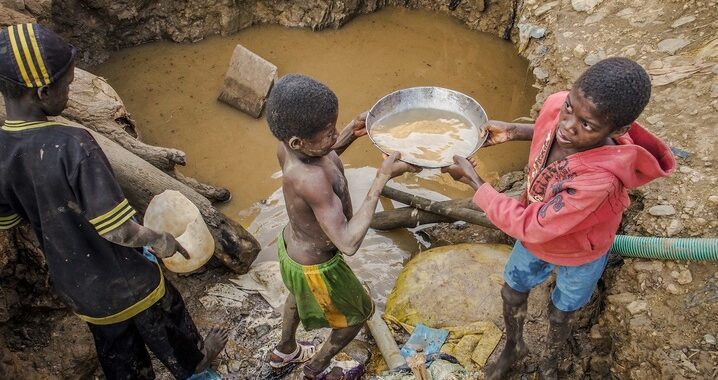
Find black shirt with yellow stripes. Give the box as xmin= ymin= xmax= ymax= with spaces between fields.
xmin=0 ymin=120 xmax=163 ymax=323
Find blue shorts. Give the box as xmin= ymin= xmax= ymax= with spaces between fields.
xmin=504 ymin=241 xmax=608 ymax=312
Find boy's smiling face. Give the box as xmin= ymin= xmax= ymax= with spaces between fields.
xmin=556 ymin=86 xmax=629 ymax=152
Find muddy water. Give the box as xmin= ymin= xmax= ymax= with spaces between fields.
xmin=370 ymin=108 xmax=480 ymax=167
xmin=94 ymin=7 xmax=536 ymax=306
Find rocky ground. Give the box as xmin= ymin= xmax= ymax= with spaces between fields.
xmin=514 ymin=0 xmax=718 ymax=378
xmin=0 ymin=0 xmax=717 ymax=379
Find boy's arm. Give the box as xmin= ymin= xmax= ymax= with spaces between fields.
xmin=473 ymin=172 xmax=619 ymax=244
xmin=71 ymin=143 xmax=188 ymax=259
xmin=297 ymin=152 xmax=417 ymax=255
xmin=483 ymin=120 xmax=534 ymax=146
xmin=102 ymin=220 xmax=189 ymax=259
xmin=332 ymin=112 xmax=367 ymax=156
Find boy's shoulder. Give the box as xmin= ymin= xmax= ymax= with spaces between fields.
xmin=282 ymin=156 xmax=340 ymax=202
xmin=38 ymin=123 xmax=102 ymax=157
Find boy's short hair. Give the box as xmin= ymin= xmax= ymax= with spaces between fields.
xmin=266 ymin=74 xmax=338 ymax=141
xmin=574 ymin=57 xmax=651 ymax=129
xmin=0 ymin=23 xmax=76 ymax=98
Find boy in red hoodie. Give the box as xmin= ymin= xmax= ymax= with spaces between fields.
xmin=443 ymin=57 xmax=675 ymax=379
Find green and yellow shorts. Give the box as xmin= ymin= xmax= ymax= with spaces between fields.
xmin=278 ymin=232 xmax=374 ymax=331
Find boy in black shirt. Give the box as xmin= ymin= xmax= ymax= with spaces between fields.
xmin=0 ymin=23 xmax=227 ymax=379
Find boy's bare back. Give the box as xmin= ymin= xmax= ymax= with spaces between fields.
xmin=278 ymin=143 xmax=353 ymax=265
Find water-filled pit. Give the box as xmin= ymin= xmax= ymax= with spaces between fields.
xmin=94 ymin=7 xmax=536 ymax=304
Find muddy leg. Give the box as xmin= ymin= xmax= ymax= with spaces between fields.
xmin=485 ymin=283 xmax=530 ymax=380
xmin=303 ymin=324 xmax=363 ymax=378
xmin=195 ymin=327 xmax=229 ymax=373
xmin=539 ymin=303 xmax=574 ymax=380
xmin=269 ymin=294 xmax=301 ymax=362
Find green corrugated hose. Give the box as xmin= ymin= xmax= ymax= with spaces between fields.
xmin=612 ymin=235 xmax=718 ymax=261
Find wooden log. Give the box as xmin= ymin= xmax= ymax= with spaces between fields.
xmin=65 ymin=69 xmax=187 ymax=172
xmin=0 ymin=69 xmax=232 ymax=203
xmin=174 ymin=171 xmax=232 ymax=203
xmin=371 ymin=198 xmax=477 ymax=230
xmin=63 ymin=119 xmax=259 ymax=273
xmin=381 ymin=186 xmax=497 ymax=230
xmin=66 ymin=69 xmax=231 ymax=202
xmin=372 ymin=207 xmax=456 ymax=230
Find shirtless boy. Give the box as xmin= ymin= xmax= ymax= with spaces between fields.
xmin=265 ymin=74 xmax=419 ymax=378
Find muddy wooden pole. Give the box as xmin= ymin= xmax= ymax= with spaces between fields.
xmin=380 ymin=186 xmax=497 ymax=230
xmin=371 ymin=198 xmax=478 ymax=230
xmin=371 ymin=207 xmax=456 ymax=230
xmin=63 ymin=69 xmax=231 ymax=202
xmin=70 ymin=121 xmax=260 ymax=273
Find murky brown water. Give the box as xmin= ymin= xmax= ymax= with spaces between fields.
xmin=370 ymin=108 xmax=479 ymax=168
xmin=94 ymin=7 xmax=536 ymax=305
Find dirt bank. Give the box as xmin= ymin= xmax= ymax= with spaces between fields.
xmin=0 ymin=0 xmax=716 ymax=379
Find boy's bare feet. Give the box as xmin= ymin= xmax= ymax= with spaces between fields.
xmin=195 ymin=327 xmax=229 ymax=373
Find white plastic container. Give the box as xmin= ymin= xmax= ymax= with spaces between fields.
xmin=144 ymin=190 xmax=215 ymax=273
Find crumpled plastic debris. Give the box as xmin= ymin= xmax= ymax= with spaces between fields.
xmin=370 ymin=359 xmax=468 ymax=380
xmin=230 ymin=261 xmax=288 ymax=308
xmin=400 ymin=324 xmax=449 ymax=359
xmin=199 ymin=283 xmax=247 ymax=308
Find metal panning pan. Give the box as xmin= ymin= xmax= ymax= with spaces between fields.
xmin=366 ymin=86 xmax=488 ymax=168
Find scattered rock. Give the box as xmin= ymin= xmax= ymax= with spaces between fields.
xmin=229 ymin=359 xmax=242 ymax=373
xmin=573 ymin=44 xmax=587 ymax=58
xmin=584 ymin=11 xmax=607 ymax=25
xmin=679 ymin=165 xmax=692 ymax=173
xmin=648 ymin=60 xmax=664 ymax=69
xmin=535 ymin=1 xmax=559 ymax=17
xmin=616 ymin=8 xmax=634 ymax=18
xmin=648 ymin=205 xmax=676 ymax=216
xmin=657 ymin=38 xmax=690 ymax=55
xmin=584 ymin=49 xmax=606 ymax=66
xmin=708 ymin=195 xmax=718 ymax=204
xmin=589 ymin=324 xmax=602 ymax=339
xmin=571 ymin=0 xmax=604 ymax=13
xmin=626 ymin=300 xmax=648 ymax=315
xmin=217 ymin=44 xmax=278 ymax=118
xmin=608 ymin=292 xmax=637 ymax=304
xmin=666 ymin=283 xmax=681 ymax=295
xmin=495 ymin=171 xmax=525 ymax=193
xmin=517 ymin=23 xmax=547 ymax=53
xmin=704 ymin=334 xmax=717 ymax=345
xmin=253 ymin=323 xmax=271 ymax=338
xmin=633 ymin=261 xmax=664 ymax=272
xmin=629 ymin=315 xmax=651 ymax=329
xmin=675 ymin=269 xmax=692 ymax=285
xmin=671 ymin=15 xmax=696 ymax=28
xmin=646 ymin=114 xmax=662 ymax=125
xmin=623 ymin=46 xmax=637 ymax=57
xmin=342 ymin=340 xmax=372 ymax=365
xmin=533 ymin=67 xmax=549 ymax=80
xmin=666 ymin=219 xmax=683 ymax=236
xmin=684 ymin=200 xmax=696 ymax=209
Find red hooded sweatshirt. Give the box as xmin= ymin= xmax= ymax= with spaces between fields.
xmin=473 ymin=91 xmax=676 ymax=266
